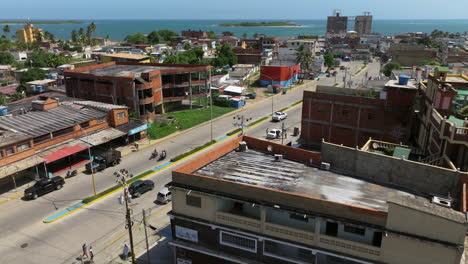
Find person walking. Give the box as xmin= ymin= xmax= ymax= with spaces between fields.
xmin=89 ymin=246 xmax=94 ymax=262
xmin=82 ymin=243 xmax=88 ymax=259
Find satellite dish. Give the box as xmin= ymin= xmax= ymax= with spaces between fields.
xmin=267 ymin=145 xmax=273 ymax=152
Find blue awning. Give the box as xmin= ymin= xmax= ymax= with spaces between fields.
xmin=129 ymin=124 xmax=150 ymax=135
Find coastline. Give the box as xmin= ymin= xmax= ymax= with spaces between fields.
xmin=0 ymin=21 xmax=82 ymax=24
xmin=220 ymin=25 xmax=304 ymax=28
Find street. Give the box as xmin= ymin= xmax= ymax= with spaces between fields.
xmin=0 ymin=60 xmax=379 ymax=264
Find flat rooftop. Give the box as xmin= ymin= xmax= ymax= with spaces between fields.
xmin=446 ymin=76 xmax=468 ymax=83
xmin=102 ymin=53 xmax=149 ymax=60
xmin=194 ymin=150 xmax=417 ymax=211
xmin=385 ymin=79 xmax=418 ymax=89
xmin=82 ymin=64 xmax=173 ymax=77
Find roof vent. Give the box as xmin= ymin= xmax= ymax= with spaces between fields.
xmin=274 ymin=154 xmax=283 ymax=162
xmin=321 ymin=162 xmax=330 ymax=171
xmin=432 ymin=196 xmax=452 ymax=208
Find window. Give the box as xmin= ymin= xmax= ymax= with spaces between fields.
xmin=367 ymin=112 xmax=375 ymax=120
xmin=372 ymin=231 xmax=383 ymax=247
xmin=117 ymin=112 xmax=126 ymax=120
xmin=0 ymin=151 xmax=3 ymax=158
xmin=220 ymin=231 xmax=257 ymax=253
xmin=342 ymin=109 xmax=350 ymax=117
xmin=343 ymin=225 xmax=366 ymax=236
xmin=186 ymin=195 xmax=201 ymax=208
xmin=6 ymin=148 xmax=14 ymax=156
xmin=98 ymin=117 xmax=106 ymax=123
xmin=17 ymin=142 xmax=31 ymax=152
xmin=325 ymin=221 xmax=338 ymax=237
xmin=289 ymin=213 xmax=309 ymax=222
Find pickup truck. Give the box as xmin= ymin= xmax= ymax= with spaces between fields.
xmin=25 ymin=176 xmax=65 ymax=200
xmin=86 ymin=150 xmax=122 ymax=173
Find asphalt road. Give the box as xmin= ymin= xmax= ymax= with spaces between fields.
xmin=0 ymin=60 xmax=378 ymax=263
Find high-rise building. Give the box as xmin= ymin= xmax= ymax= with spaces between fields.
xmin=16 ymin=23 xmax=43 ymax=43
xmin=326 ymin=10 xmax=348 ymax=35
xmin=354 ymin=12 xmax=373 ymax=35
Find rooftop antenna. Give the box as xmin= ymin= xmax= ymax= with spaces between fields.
xmin=333 ymin=9 xmax=342 ymax=17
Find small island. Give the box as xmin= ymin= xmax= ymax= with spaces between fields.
xmin=0 ymin=20 xmax=82 ymax=24
xmin=218 ymin=21 xmax=302 ymax=27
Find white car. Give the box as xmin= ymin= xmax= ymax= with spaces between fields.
xmin=272 ymin=111 xmax=287 ymax=122
xmin=266 ymin=128 xmax=282 ymax=139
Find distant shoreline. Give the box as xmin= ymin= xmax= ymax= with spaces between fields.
xmin=218 ymin=22 xmax=302 ymax=27
xmin=0 ymin=21 xmax=82 ymax=24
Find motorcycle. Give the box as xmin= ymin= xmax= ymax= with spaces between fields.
xmin=66 ymin=170 xmax=78 ymax=178
xmin=158 ymin=150 xmax=167 ymax=161
xmin=150 ymin=149 xmax=158 ymax=160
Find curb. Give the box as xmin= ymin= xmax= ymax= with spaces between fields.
xmin=42 ymin=93 xmax=307 ymax=223
xmin=0 ymin=191 xmax=24 ymax=205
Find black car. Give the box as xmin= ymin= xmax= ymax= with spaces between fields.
xmin=128 ymin=180 xmax=154 ymax=197
xmin=244 ymin=93 xmax=257 ymax=99
xmin=24 ymin=176 xmax=65 ymax=200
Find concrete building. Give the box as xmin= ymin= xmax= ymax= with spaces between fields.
xmin=182 ymin=29 xmax=207 ymax=40
xmin=99 ymin=53 xmax=151 ymax=63
xmin=232 ymin=48 xmax=263 ymax=65
xmin=415 ymin=67 xmax=468 ymax=171
xmin=168 ymin=135 xmax=468 ymax=264
xmin=327 ymin=10 xmax=348 ymax=36
xmin=300 ymin=79 xmax=418 ymax=148
xmin=64 ymin=62 xmax=211 ymax=118
xmin=0 ymin=97 xmax=146 ymax=190
xmin=16 ymin=23 xmax=43 ymax=43
xmin=25 ymin=79 xmax=57 ymax=93
xmin=354 ymin=13 xmax=373 ymax=35
xmin=286 ymin=39 xmax=319 ymax=54
xmin=260 ymin=61 xmax=299 ymax=88
xmin=389 ymin=44 xmax=438 ymax=66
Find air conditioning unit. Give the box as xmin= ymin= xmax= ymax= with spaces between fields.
xmin=432 ymin=196 xmax=452 ymax=208
xmin=274 ymin=154 xmax=283 ymax=162
xmin=321 ymin=162 xmax=331 ymax=171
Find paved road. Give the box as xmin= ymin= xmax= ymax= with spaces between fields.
xmin=0 ymin=60 xmax=380 ymax=263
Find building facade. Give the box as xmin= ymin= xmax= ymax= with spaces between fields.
xmin=327 ymin=12 xmax=348 ymax=36
xmin=354 ymin=14 xmax=373 ymax=35
xmin=260 ymin=62 xmax=300 ymax=88
xmin=16 ymin=23 xmax=43 ymax=43
xmin=64 ymin=62 xmax=211 ymax=118
xmin=168 ymin=136 xmax=468 ymax=264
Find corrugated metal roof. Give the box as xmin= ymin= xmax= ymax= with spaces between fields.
xmin=0 ymin=105 xmax=107 ymax=137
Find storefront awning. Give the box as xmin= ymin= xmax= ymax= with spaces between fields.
xmin=79 ymin=128 xmax=126 ymax=146
xmin=42 ymin=145 xmax=89 ymax=164
xmin=0 ymin=155 xmax=45 ymax=179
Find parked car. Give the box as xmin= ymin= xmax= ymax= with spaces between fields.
xmin=128 ymin=180 xmax=154 ymax=198
xmin=244 ymin=93 xmax=257 ymax=99
xmin=85 ymin=150 xmax=121 ymax=173
xmin=24 ymin=176 xmax=65 ymax=200
xmin=266 ymin=128 xmax=282 ymax=139
xmin=272 ymin=111 xmax=287 ymax=122
xmin=340 ymin=66 xmax=346 ymax=70
xmin=157 ymin=187 xmax=172 ymax=204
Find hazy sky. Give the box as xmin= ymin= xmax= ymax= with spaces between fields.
xmin=2 ymin=0 xmax=467 ymax=20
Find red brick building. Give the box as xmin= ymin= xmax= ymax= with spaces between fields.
xmin=182 ymin=29 xmax=207 ymax=39
xmin=232 ymin=48 xmax=263 ymax=65
xmin=64 ymin=62 xmax=211 ymax=119
xmin=301 ymin=82 xmax=418 ymax=147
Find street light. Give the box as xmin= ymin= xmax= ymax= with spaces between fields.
xmin=115 ymin=169 xmax=136 ymax=264
xmin=233 ymin=115 xmax=252 ymax=135
xmin=261 ymin=73 xmax=276 ymax=117
xmin=78 ymin=124 xmax=96 ymax=197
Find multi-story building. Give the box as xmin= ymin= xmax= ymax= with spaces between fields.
xmin=232 ymin=48 xmax=263 ymax=65
xmin=168 ymin=135 xmax=468 ymax=264
xmin=0 ymin=97 xmax=147 ymax=190
xmin=16 ymin=23 xmax=43 ymax=43
xmin=389 ymin=44 xmax=438 ymax=66
xmin=286 ymin=39 xmax=319 ymax=54
xmin=416 ymin=67 xmax=468 ymax=171
xmin=64 ymin=62 xmax=211 ymax=118
xmin=301 ymin=79 xmax=418 ymax=148
xmin=354 ymin=13 xmax=373 ymax=35
xmin=327 ymin=10 xmax=348 ymax=36
xmin=182 ymin=29 xmax=207 ymax=40
xmin=260 ymin=61 xmax=300 ymax=88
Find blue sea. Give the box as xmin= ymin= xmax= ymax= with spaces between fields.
xmin=3 ymin=19 xmax=468 ymax=41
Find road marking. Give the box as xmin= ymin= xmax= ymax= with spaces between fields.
xmin=0 ymin=191 xmax=24 ymax=204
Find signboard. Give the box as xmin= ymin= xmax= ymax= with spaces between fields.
xmin=128 ymin=124 xmax=150 ymax=136
xmin=175 ymin=226 xmax=198 ymax=242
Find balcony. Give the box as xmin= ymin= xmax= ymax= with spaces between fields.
xmin=139 ymin=96 xmax=154 ymax=105
xmin=431 ymin=109 xmax=443 ymax=130
xmin=264 ymin=222 xmax=315 ymax=245
xmin=215 ymin=211 xmax=261 ymax=233
xmin=319 ymin=235 xmax=381 ymax=261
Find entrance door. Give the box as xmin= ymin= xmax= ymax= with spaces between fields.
xmin=325 ymin=221 xmax=338 ymax=237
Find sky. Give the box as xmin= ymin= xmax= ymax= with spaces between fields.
xmin=2 ymin=0 xmax=467 ymax=20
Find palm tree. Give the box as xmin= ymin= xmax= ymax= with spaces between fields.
xmin=78 ymin=27 xmax=85 ymax=43
xmin=2 ymin=25 xmax=10 ymax=40
xmin=71 ymin=30 xmax=78 ymax=43
xmin=34 ymin=31 xmax=44 ymax=43
xmin=295 ymin=44 xmax=314 ymax=70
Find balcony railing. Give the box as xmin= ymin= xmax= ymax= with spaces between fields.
xmin=264 ymin=222 xmax=314 ymax=244
xmin=431 ymin=109 xmax=443 ymax=126
xmin=215 ymin=211 xmax=261 ymax=233
xmin=319 ymin=235 xmax=381 ymax=260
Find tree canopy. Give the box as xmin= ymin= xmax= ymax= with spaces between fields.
xmin=324 ymin=54 xmax=334 ymax=68
xmin=295 ymin=45 xmax=314 ymax=70
xmin=20 ymin=68 xmax=47 ymax=83
xmin=25 ymin=51 xmax=70 ymax=68
xmin=0 ymin=51 xmax=15 ymax=65
xmin=163 ymin=47 xmax=206 ymax=65
xmin=124 ymin=32 xmax=148 ymax=45
xmin=383 ymin=62 xmax=402 ymax=77
xmin=212 ymin=43 xmax=237 ymax=67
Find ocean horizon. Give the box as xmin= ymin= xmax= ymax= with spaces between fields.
xmin=2 ymin=19 xmax=468 ymax=41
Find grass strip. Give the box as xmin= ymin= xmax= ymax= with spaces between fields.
xmin=249 ymin=116 xmax=269 ymax=127
xmin=226 ymin=128 xmax=242 ymax=136
xmin=170 ymin=140 xmax=216 ymax=162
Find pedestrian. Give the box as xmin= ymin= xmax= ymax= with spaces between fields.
xmin=82 ymin=243 xmax=88 ymax=259
xmin=122 ymin=243 xmax=129 ymax=260
xmin=89 ymin=246 xmax=94 ymax=262
xmin=134 ymin=142 xmax=139 ymax=151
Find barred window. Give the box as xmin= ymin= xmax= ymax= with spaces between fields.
xmin=220 ymin=231 xmax=257 ymax=253
xmin=117 ymin=112 xmax=126 ymax=119
xmin=17 ymin=142 xmax=31 ymax=152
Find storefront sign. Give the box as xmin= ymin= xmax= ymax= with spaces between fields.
xmin=128 ymin=124 xmax=150 ymax=136
xmin=175 ymin=226 xmax=198 ymax=242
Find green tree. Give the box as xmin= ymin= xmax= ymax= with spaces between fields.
xmin=213 ymin=43 xmax=237 ymax=67
xmin=9 ymin=92 xmax=25 ymax=102
xmin=71 ymin=30 xmax=78 ymax=43
xmin=383 ymin=62 xmax=402 ymax=77
xmin=295 ymin=44 xmax=314 ymax=70
xmin=421 ymin=60 xmax=441 ymax=66
xmin=78 ymin=27 xmax=85 ymax=43
xmin=206 ymin=31 xmax=216 ymax=39
xmin=324 ymin=54 xmax=334 ymax=68
xmin=44 ymin=31 xmax=56 ymax=42
xmin=222 ymin=31 xmax=234 ymax=36
xmin=34 ymin=31 xmax=44 ymax=43
xmin=147 ymin=31 xmax=160 ymax=44
xmin=157 ymin=30 xmax=178 ymax=41
xmin=25 ymin=51 xmax=70 ymax=68
xmin=0 ymin=51 xmax=15 ymax=65
xmin=253 ymin=33 xmax=259 ymax=38
xmin=2 ymin=25 xmax=10 ymax=40
xmin=183 ymin=42 xmax=192 ymax=50
xmin=20 ymin=68 xmax=46 ymax=83
xmin=0 ymin=93 xmax=7 ymax=105
xmin=124 ymin=32 xmax=148 ymax=44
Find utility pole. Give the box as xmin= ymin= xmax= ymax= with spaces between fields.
xmin=142 ymin=209 xmax=151 ymax=264
xmin=281 ymin=122 xmax=287 ymax=145
xmin=115 ymin=170 xmax=136 ymax=264
xmin=210 ymin=90 xmax=213 ymax=142
xmin=233 ymin=115 xmax=252 ymax=135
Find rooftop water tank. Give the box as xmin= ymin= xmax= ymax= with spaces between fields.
xmin=0 ymin=106 xmax=8 ymax=116
xmin=398 ymin=75 xmax=410 ymax=85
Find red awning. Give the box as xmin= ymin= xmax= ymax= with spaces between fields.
xmin=43 ymin=146 xmax=88 ymax=164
